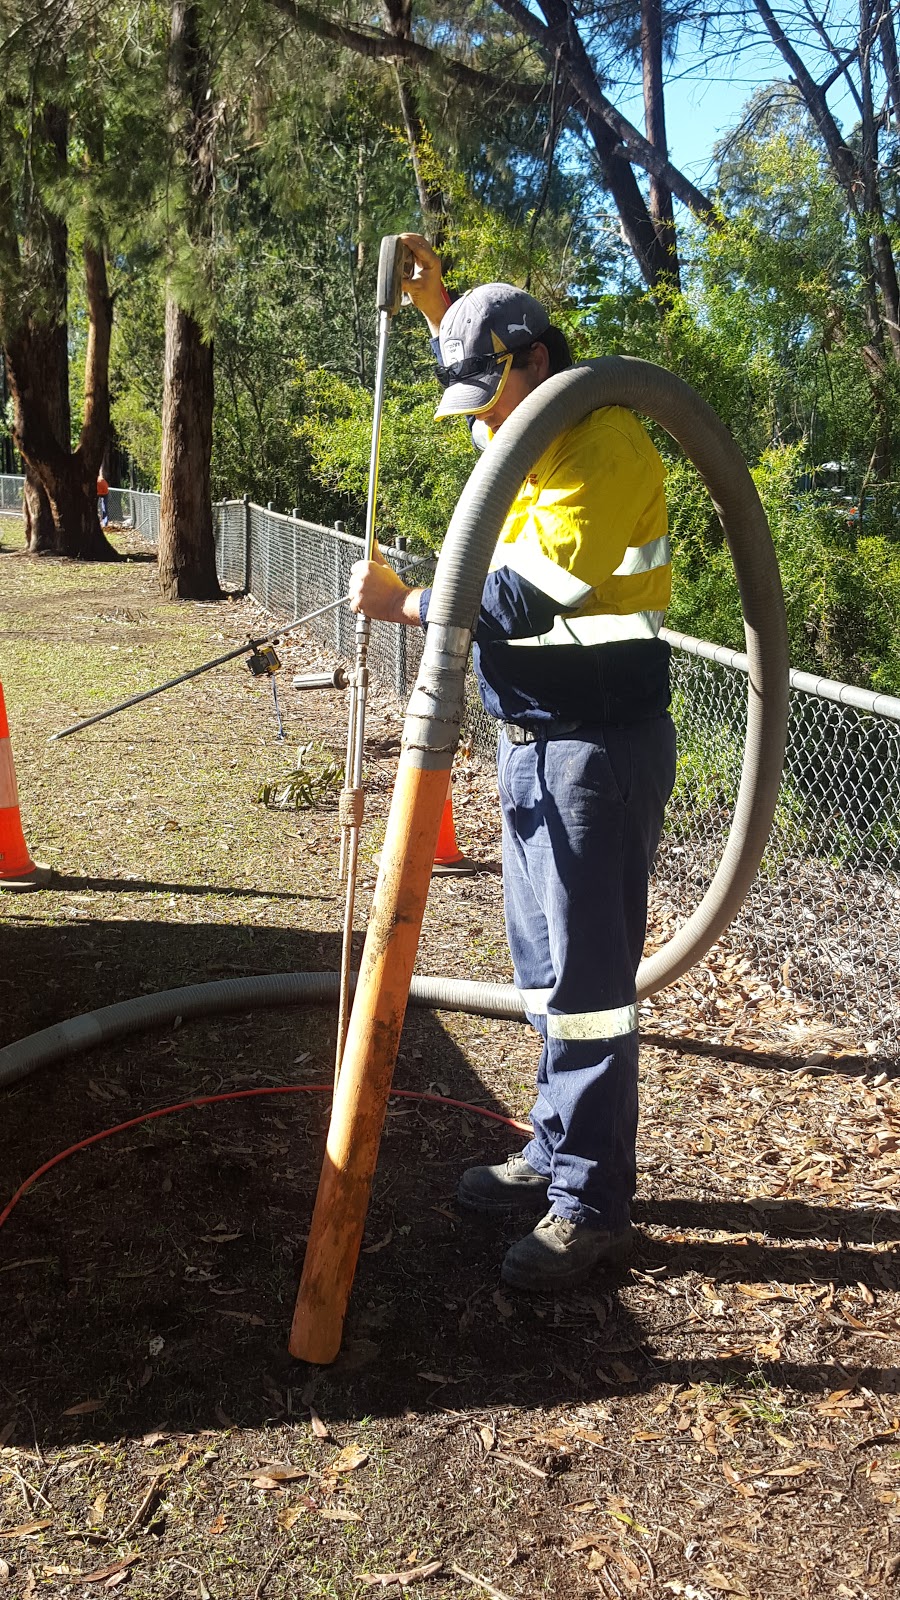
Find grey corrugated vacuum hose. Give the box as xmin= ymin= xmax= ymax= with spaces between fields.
xmin=0 ymin=974 xmax=526 ymax=1089
xmin=418 ymin=355 xmax=788 ymax=994
xmin=1 ymin=358 xmax=787 ymax=1091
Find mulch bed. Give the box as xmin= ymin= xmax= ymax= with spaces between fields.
xmin=0 ymin=525 xmax=898 ymax=1599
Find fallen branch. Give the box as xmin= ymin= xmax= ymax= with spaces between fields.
xmin=491 ymin=1450 xmax=548 ymax=1479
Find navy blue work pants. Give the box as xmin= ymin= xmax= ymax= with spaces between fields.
xmin=497 ymin=716 xmax=676 ymax=1230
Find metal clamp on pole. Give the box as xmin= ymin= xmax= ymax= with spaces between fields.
xmin=335 ymin=236 xmax=412 ymax=1082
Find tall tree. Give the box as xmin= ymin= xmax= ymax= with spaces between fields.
xmin=0 ymin=59 xmax=116 ymax=559
xmin=268 ymin=0 xmax=713 ymax=292
xmin=157 ymin=0 xmax=221 ymax=601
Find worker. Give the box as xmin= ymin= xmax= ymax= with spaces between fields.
xmin=349 ymin=235 xmax=676 ymax=1291
xmin=96 ymin=472 xmax=109 ymax=528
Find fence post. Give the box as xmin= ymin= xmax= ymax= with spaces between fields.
xmin=334 ymin=522 xmax=345 ymax=654
xmin=243 ymin=495 xmax=251 ymax=595
xmin=394 ymin=535 xmax=408 ymax=698
xmin=265 ymin=503 xmax=275 ymax=611
xmin=291 ymin=509 xmax=301 ymax=620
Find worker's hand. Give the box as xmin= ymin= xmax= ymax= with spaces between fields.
xmin=399 ymin=232 xmax=450 ymax=335
xmin=349 ymin=559 xmax=423 ymax=625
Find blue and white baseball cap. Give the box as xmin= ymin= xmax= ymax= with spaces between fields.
xmin=434 ymin=283 xmax=550 ymax=418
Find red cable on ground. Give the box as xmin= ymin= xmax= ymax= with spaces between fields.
xmin=0 ymin=1086 xmax=530 ymax=1234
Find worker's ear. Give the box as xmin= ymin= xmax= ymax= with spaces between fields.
xmin=530 ymin=341 xmax=551 ymax=381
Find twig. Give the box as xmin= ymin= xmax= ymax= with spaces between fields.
xmin=490 ymin=1450 xmax=548 ymax=1480
xmin=601 ymin=1565 xmax=624 ymax=1600
xmin=628 ymin=1536 xmax=656 ymax=1584
xmin=253 ymin=1550 xmax=280 ymax=1600
xmin=0 ymin=1464 xmax=52 ymax=1511
xmin=119 ymin=1472 xmax=165 ymax=1541
xmin=451 ymin=1565 xmax=517 ymax=1600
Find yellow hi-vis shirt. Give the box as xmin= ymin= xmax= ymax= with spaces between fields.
xmin=488 ymin=404 xmax=671 ymax=647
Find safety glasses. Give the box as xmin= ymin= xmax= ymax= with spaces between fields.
xmin=433 ymin=351 xmax=512 ymax=388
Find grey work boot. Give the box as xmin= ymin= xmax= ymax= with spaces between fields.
xmin=501 ymin=1210 xmax=634 ymax=1290
xmin=457 ymin=1152 xmax=550 ymax=1214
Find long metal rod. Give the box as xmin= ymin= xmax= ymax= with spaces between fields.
xmin=335 ymin=306 xmax=395 ymax=1082
xmin=363 ymin=310 xmax=391 ymax=563
xmin=50 ymin=563 xmax=417 ymax=743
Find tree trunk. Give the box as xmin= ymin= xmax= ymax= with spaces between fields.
xmin=583 ymin=106 xmax=676 ymax=290
xmin=858 ymin=0 xmax=900 ymax=362
xmin=23 ymin=474 xmax=55 ymax=548
xmin=158 ymin=0 xmax=222 ymax=601
xmin=158 ymin=297 xmax=220 ymax=600
xmin=878 ymin=8 xmax=900 ymax=126
xmin=6 ymin=322 xmax=117 ymax=560
xmin=640 ymin=0 xmax=680 ymax=290
xmin=0 ymin=100 xmax=118 ymax=559
xmin=20 ymin=321 xmax=69 ymax=556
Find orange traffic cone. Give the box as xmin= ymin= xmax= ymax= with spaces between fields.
xmin=432 ymin=776 xmax=477 ymax=876
xmin=0 ymin=684 xmax=50 ymax=891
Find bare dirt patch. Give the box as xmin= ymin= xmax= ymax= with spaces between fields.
xmin=0 ymin=525 xmax=898 ymax=1599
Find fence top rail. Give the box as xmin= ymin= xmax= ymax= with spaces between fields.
xmin=661 ymin=626 xmax=900 ymax=724
xmin=4 ymin=473 xmax=898 ymax=724
xmin=241 ymin=501 xmax=362 ymax=542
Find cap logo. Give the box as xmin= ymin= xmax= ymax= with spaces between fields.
xmin=507 ymin=316 xmax=532 ymax=337
xmin=444 ymin=337 xmax=465 ymax=363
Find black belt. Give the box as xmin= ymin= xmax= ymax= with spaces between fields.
xmin=502 ymin=720 xmax=582 ymax=744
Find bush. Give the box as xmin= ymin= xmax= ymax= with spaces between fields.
xmin=298 ymin=371 xmax=475 ymax=550
xmin=665 ymin=441 xmax=900 ymax=693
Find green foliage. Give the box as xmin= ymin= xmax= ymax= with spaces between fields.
xmin=256 ymin=741 xmax=344 ymax=809
xmin=666 ymin=441 xmax=900 ymax=693
xmin=107 ymin=259 xmax=166 ymax=487
xmin=298 ymin=368 xmax=474 ymax=549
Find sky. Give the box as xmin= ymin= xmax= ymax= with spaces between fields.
xmin=612 ymin=19 xmax=864 ymax=187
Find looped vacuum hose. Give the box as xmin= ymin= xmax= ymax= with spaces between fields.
xmin=424 ymin=356 xmax=789 ymax=994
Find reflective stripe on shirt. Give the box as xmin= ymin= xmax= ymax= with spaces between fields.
xmin=612 ymin=533 xmax=671 ymax=578
xmin=489 ymin=538 xmax=593 ymax=609
xmin=507 ymin=609 xmax=665 ymax=646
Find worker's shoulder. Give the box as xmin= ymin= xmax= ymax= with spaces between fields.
xmin=571 ymin=403 xmax=660 ymax=461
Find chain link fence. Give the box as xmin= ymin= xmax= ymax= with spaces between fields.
xmin=2 ymin=474 xmax=898 ymax=1056
xmin=658 ymin=633 xmax=900 ymax=1057
xmin=0 ymin=473 xmax=23 ymax=514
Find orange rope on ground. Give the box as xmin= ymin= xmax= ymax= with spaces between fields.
xmin=0 ymin=1086 xmax=530 ymax=1233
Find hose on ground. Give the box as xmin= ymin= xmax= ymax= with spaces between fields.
xmin=0 ymin=972 xmax=527 ymax=1090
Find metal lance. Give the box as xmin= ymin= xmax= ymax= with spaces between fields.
xmin=335 ymin=236 xmax=411 ymax=1082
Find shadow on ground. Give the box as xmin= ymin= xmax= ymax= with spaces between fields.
xmin=1 ymin=914 xmax=897 ymax=1457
